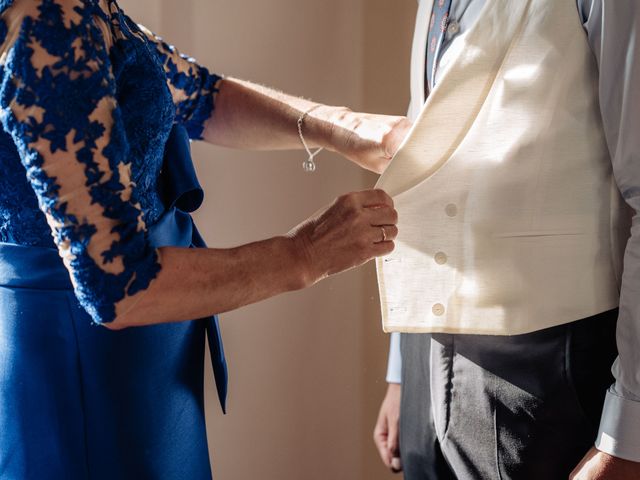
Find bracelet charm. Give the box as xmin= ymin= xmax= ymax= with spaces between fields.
xmin=297 ymin=106 xmax=324 ymax=173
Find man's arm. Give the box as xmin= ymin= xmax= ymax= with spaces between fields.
xmin=374 ymin=333 xmax=403 ymax=472
xmin=573 ymin=0 xmax=640 ymax=475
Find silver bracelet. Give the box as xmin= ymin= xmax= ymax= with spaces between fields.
xmin=297 ymin=105 xmax=324 ymax=173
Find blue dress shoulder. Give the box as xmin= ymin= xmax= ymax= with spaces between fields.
xmin=0 ymin=0 xmax=227 ymax=478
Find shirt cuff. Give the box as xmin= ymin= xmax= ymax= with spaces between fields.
xmin=595 ymin=386 xmax=640 ymax=461
xmin=386 ymin=332 xmax=402 ymax=384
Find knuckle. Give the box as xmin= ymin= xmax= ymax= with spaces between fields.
xmin=377 ymin=206 xmax=398 ymax=225
xmin=375 ymin=188 xmax=392 ymax=202
xmin=345 ymin=206 xmax=363 ymax=222
xmin=337 ymin=193 xmax=354 ymax=207
xmin=340 ymin=206 xmax=359 ymax=223
xmin=346 ymin=199 xmax=362 ymax=215
xmin=363 ymin=189 xmax=377 ymax=200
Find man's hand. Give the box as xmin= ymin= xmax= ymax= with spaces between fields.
xmin=373 ymin=383 xmax=402 ymax=473
xmin=570 ymin=447 xmax=640 ymax=479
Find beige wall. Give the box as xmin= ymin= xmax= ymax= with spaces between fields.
xmin=119 ymin=1 xmax=416 ymax=479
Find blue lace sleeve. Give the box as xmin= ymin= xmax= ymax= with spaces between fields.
xmin=136 ymin=23 xmax=222 ymax=140
xmin=0 ymin=0 xmax=161 ymax=324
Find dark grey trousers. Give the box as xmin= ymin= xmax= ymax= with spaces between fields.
xmin=399 ymin=310 xmax=618 ymax=480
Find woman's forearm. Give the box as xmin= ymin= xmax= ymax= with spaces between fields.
xmin=203 ymin=78 xmax=412 ymax=174
xmin=110 ymin=236 xmax=307 ymax=329
xmin=203 ymin=78 xmax=341 ymax=151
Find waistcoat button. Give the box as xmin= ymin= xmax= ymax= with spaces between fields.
xmin=432 ymin=303 xmax=445 ymax=316
xmin=445 ymin=204 xmax=458 ymax=217
xmin=435 ymin=252 xmax=448 ymax=264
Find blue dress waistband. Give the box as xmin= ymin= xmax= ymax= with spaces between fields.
xmin=0 ymin=243 xmax=71 ymax=289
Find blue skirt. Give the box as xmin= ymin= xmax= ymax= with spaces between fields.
xmin=0 ymin=126 xmax=227 ymax=479
xmin=0 ymin=244 xmax=212 ymax=479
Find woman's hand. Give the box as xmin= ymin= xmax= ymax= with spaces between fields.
xmin=320 ymin=107 xmax=412 ymax=174
xmin=288 ymin=189 xmax=398 ymax=287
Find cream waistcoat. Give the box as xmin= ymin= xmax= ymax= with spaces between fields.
xmin=376 ymin=0 xmax=631 ymax=335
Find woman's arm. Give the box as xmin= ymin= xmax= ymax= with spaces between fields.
xmin=203 ymin=78 xmax=411 ymax=174
xmin=139 ymin=26 xmax=411 ymax=173
xmin=114 ymin=190 xmax=398 ymax=329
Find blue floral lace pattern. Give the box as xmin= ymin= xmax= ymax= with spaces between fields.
xmin=136 ymin=23 xmax=221 ymax=140
xmin=0 ymin=0 xmax=221 ymax=323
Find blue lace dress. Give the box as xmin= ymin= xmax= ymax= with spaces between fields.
xmin=0 ymin=1 xmax=226 ymax=478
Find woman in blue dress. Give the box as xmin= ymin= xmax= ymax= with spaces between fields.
xmin=0 ymin=0 xmax=408 ymax=478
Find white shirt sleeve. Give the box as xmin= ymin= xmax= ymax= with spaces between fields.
xmin=580 ymin=0 xmax=640 ymax=462
xmin=386 ymin=332 xmax=403 ymax=383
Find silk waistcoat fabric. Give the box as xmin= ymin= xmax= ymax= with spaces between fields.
xmin=375 ymin=0 xmax=631 ymax=335
xmin=0 ymin=125 xmax=225 ymax=479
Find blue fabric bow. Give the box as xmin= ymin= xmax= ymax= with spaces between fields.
xmin=150 ymin=124 xmax=228 ymax=412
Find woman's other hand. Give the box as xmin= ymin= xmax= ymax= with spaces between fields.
xmin=322 ymin=107 xmax=412 ymax=174
xmin=288 ymin=189 xmax=398 ymax=287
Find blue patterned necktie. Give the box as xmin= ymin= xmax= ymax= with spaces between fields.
xmin=426 ymin=0 xmax=453 ymax=93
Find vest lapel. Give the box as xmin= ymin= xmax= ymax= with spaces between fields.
xmin=377 ymin=0 xmax=532 ymax=197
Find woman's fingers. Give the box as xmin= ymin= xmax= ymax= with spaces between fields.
xmin=372 ymin=239 xmax=396 ymax=257
xmin=371 ymin=225 xmax=398 ymax=244
xmin=367 ymin=204 xmax=398 ymax=227
xmin=355 ymin=188 xmax=394 ymax=208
